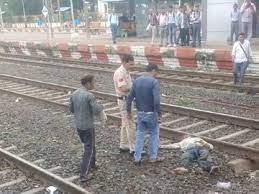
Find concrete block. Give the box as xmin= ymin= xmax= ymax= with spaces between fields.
xmin=227 ymin=158 xmax=259 ymax=175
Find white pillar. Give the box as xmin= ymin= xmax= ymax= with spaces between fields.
xmin=21 ymin=0 xmax=26 ymax=24
xmin=0 ymin=6 xmax=3 ymax=30
xmin=70 ymin=0 xmax=76 ymax=31
xmin=206 ymin=0 xmax=237 ymax=43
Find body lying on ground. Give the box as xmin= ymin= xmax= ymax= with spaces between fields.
xmin=160 ymin=136 xmax=219 ymax=174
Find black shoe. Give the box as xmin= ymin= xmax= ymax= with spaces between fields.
xmin=133 ymin=160 xmax=141 ymax=166
xmin=130 ymin=150 xmax=147 ymax=157
xmin=129 ymin=151 xmax=135 ymax=157
xmin=91 ymin=165 xmax=99 ymax=171
xmin=119 ymin=148 xmax=130 ymax=153
xmin=80 ymin=176 xmax=89 ymax=183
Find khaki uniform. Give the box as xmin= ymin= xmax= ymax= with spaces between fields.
xmin=113 ymin=65 xmax=135 ymax=152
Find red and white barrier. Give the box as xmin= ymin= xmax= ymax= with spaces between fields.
xmin=0 ymin=41 xmax=258 ymax=74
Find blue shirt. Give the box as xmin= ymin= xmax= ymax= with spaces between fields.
xmin=127 ymin=75 xmax=161 ymax=115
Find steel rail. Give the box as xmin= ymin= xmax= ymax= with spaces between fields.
xmin=0 ymin=56 xmax=257 ymax=113
xmin=3 ymin=51 xmax=259 ymax=82
xmin=0 ymin=53 xmax=258 ymax=93
xmin=0 ymin=74 xmax=258 ymax=129
xmin=0 ymin=148 xmax=90 ymax=194
xmin=0 ymin=77 xmax=258 ymax=161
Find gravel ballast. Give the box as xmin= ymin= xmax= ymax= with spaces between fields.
xmin=0 ymin=92 xmax=258 ymax=193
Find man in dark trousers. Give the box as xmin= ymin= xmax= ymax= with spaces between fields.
xmin=69 ymin=75 xmax=103 ymax=182
xmin=127 ymin=64 xmax=164 ymax=165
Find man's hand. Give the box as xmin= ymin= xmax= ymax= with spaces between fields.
xmin=158 ymin=115 xmax=162 ymax=124
xmin=232 ymin=55 xmax=235 ymax=63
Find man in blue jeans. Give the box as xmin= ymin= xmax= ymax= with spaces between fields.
xmin=127 ymin=64 xmax=164 ymax=165
xmin=232 ymin=32 xmax=253 ymax=85
xmin=109 ymin=11 xmax=119 ymax=44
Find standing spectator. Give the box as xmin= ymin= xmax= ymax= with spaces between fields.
xmin=232 ymin=32 xmax=253 ymax=85
xmin=179 ymin=6 xmax=190 ymax=46
xmin=189 ymin=4 xmax=194 ymax=45
xmin=175 ymin=5 xmax=182 ymax=45
xmin=240 ymin=0 xmax=256 ymax=41
xmin=109 ymin=10 xmax=119 ymax=44
xmin=148 ymin=9 xmax=159 ymax=45
xmin=158 ymin=9 xmax=168 ymax=47
xmin=113 ymin=55 xmax=135 ymax=155
xmin=191 ymin=4 xmax=202 ymax=47
xmin=127 ymin=64 xmax=164 ymax=165
xmin=185 ymin=3 xmax=192 ymax=46
xmin=69 ymin=75 xmax=103 ymax=182
xmin=230 ymin=3 xmax=240 ymax=44
xmin=167 ymin=5 xmax=177 ymax=47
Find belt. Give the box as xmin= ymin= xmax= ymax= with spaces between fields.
xmin=138 ymin=111 xmax=154 ymax=114
xmin=117 ymin=96 xmax=127 ymax=100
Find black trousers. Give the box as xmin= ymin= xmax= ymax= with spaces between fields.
xmin=77 ymin=128 xmax=96 ymax=179
xmin=180 ymin=28 xmax=189 ymax=46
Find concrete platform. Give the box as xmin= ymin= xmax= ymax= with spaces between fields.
xmin=0 ymin=31 xmax=258 ymax=50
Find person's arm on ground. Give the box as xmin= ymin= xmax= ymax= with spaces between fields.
xmin=200 ymin=139 xmax=214 ymax=150
xmin=160 ymin=143 xmax=181 ymax=149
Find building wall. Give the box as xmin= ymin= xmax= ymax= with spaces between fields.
xmin=206 ymin=0 xmax=258 ymax=43
xmin=206 ymin=0 xmax=236 ymax=43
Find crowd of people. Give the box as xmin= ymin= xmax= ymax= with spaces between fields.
xmin=230 ymin=0 xmax=256 ymax=44
xmin=147 ymin=3 xmax=202 ymax=47
xmin=146 ymin=0 xmax=257 ymax=47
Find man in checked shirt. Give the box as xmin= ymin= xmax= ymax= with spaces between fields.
xmin=69 ymin=75 xmax=104 ymax=182
xmin=113 ymin=54 xmax=135 ymax=155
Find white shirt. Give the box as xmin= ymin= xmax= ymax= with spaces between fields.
xmin=231 ymin=9 xmax=240 ymax=22
xmin=167 ymin=12 xmax=176 ymax=24
xmin=240 ymin=2 xmax=256 ymax=23
xmin=232 ymin=40 xmax=252 ymax=63
xmin=109 ymin=14 xmax=119 ymax=25
xmin=158 ymin=14 xmax=168 ymax=26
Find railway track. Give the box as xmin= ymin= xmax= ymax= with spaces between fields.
xmin=0 ymin=53 xmax=258 ymax=94
xmin=0 ymin=144 xmax=89 ymax=193
xmin=0 ymin=74 xmax=258 ymax=162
